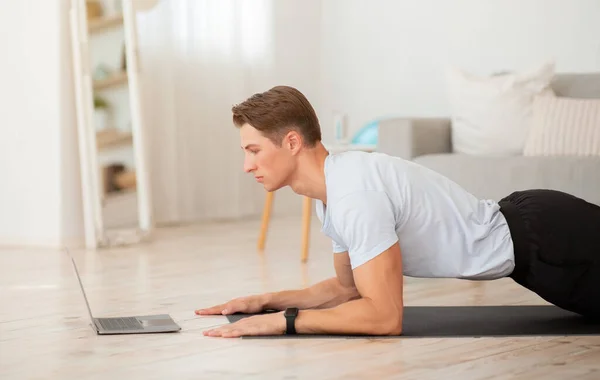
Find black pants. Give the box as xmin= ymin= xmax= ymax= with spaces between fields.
xmin=499 ymin=189 xmax=600 ymax=319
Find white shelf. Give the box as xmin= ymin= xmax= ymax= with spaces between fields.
xmin=88 ymin=14 xmax=124 ymax=34
xmin=96 ymin=128 xmax=133 ymax=150
xmin=93 ymin=71 xmax=128 ymax=91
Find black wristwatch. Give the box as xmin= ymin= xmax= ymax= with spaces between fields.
xmin=284 ymin=307 xmax=299 ymax=334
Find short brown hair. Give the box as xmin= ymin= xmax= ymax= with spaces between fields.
xmin=231 ymin=86 xmax=321 ymax=147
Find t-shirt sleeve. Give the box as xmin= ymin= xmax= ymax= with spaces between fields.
xmin=332 ymin=239 xmax=348 ymax=253
xmin=330 ymin=191 xmax=399 ymax=269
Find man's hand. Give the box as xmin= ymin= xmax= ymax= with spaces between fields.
xmin=195 ymin=255 xmax=358 ymax=316
xmin=195 ymin=294 xmax=266 ymax=316
xmin=203 ymin=312 xmax=285 ymax=338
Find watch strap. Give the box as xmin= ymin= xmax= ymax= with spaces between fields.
xmin=286 ymin=316 xmax=296 ymax=335
xmin=284 ymin=307 xmax=298 ymax=334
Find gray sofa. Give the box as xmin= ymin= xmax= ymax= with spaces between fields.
xmin=377 ymin=73 xmax=600 ymax=205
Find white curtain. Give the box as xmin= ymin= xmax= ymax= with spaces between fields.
xmin=134 ymin=0 xmax=276 ymax=224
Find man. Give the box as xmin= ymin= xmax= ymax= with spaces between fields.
xmin=197 ymin=86 xmax=600 ymax=338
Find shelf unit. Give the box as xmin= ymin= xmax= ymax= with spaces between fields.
xmin=96 ymin=128 xmax=133 ymax=149
xmin=88 ymin=13 xmax=124 ymax=33
xmin=93 ymin=71 xmax=128 ymax=91
xmin=87 ymin=9 xmax=137 ymax=204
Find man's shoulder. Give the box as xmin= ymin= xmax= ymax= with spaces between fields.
xmin=326 ymin=150 xmax=410 ymax=173
xmin=325 ymin=151 xmax=408 ymax=199
xmin=325 ymin=153 xmax=372 ymax=205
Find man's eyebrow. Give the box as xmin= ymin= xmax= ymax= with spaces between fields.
xmin=242 ymin=144 xmax=259 ymax=150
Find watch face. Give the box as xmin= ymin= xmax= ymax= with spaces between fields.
xmin=284 ymin=307 xmax=299 ymax=317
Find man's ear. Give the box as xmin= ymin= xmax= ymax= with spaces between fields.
xmin=285 ymin=130 xmax=302 ymax=154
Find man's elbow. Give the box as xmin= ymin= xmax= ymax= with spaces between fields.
xmin=380 ymin=316 xmax=403 ymax=336
xmin=337 ymin=283 xmax=360 ymax=304
xmin=373 ymin=310 xmax=403 ymax=336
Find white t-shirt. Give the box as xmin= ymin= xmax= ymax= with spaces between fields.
xmin=315 ymin=151 xmax=515 ymax=280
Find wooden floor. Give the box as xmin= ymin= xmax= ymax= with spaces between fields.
xmin=2 ymin=216 xmax=600 ymax=379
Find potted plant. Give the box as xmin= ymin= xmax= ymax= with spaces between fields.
xmin=93 ymin=95 xmax=110 ymax=131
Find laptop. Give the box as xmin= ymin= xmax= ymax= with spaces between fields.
xmin=70 ymin=253 xmax=181 ymax=335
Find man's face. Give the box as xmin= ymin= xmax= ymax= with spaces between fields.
xmin=240 ymin=123 xmax=296 ymax=192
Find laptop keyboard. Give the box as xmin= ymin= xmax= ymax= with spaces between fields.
xmin=97 ymin=317 xmax=144 ymax=331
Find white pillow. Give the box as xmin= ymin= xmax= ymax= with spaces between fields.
xmin=524 ymin=94 xmax=600 ymax=156
xmin=445 ymin=62 xmax=555 ymax=155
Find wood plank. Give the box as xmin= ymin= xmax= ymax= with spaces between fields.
xmin=1 ymin=217 xmax=599 ymax=379
xmin=93 ymin=71 xmax=128 ymax=91
xmin=96 ymin=128 xmax=132 ymax=149
xmin=88 ymin=14 xmax=124 ymax=34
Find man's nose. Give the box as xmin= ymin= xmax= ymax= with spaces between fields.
xmin=244 ymin=159 xmax=256 ymax=173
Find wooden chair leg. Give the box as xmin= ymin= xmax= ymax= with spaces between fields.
xmin=257 ymin=191 xmax=274 ymax=251
xmin=301 ymin=196 xmax=312 ymax=262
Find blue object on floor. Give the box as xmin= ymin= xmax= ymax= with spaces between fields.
xmin=351 ymin=120 xmax=379 ymax=145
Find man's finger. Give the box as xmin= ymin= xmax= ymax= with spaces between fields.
xmin=221 ymin=328 xmax=242 ymax=338
xmin=221 ymin=301 xmax=245 ymax=315
xmin=204 ymin=327 xmax=224 ymax=336
xmin=195 ymin=304 xmax=226 ymax=315
xmin=194 ymin=307 xmax=217 ymax=315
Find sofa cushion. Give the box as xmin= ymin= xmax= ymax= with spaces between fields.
xmin=445 ymin=62 xmax=555 ymax=156
xmin=414 ymin=153 xmax=600 ymax=205
xmin=524 ymin=94 xmax=600 ymax=157
xmin=551 ymin=72 xmax=600 ymax=99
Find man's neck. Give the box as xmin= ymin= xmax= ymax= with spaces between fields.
xmin=288 ymin=142 xmax=329 ymax=204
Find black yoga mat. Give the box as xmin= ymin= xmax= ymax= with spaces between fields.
xmin=225 ymin=305 xmax=600 ymax=339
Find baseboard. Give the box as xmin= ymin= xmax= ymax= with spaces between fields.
xmin=0 ymin=235 xmax=85 ymax=249
xmin=60 ymin=236 xmax=86 ymax=249
xmin=0 ymin=236 xmax=62 ymax=249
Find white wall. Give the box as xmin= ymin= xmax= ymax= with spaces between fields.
xmin=0 ymin=0 xmax=84 ymax=247
xmin=134 ymin=0 xmax=323 ymax=224
xmin=59 ymin=0 xmax=86 ymax=247
xmin=2 ymin=0 xmax=598 ymax=247
xmin=256 ymin=0 xmax=323 ymax=217
xmin=131 ymin=0 xmax=600 ymax=225
xmin=319 ymin=0 xmax=600 ymax=140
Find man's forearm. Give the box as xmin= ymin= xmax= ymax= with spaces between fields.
xmin=294 ymin=297 xmax=403 ymax=336
xmin=262 ymin=277 xmax=359 ymax=311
